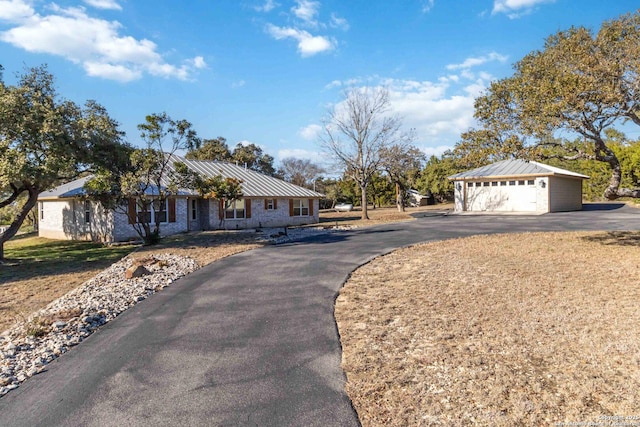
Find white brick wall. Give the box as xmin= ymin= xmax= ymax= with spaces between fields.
xmin=39 ymin=200 xmax=114 ymax=241
xmin=208 ymin=198 xmax=320 ymax=230
xmin=39 ymin=196 xmax=320 ymax=242
xmin=112 ymin=198 xmax=189 ymax=241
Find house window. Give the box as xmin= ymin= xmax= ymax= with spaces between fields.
xmin=528 ymin=179 xmax=535 ymax=185
xmin=518 ymin=180 xmax=525 ymax=185
xmin=491 ymin=182 xmax=498 ymax=186
xmin=483 ymin=182 xmax=490 ymax=187
xmin=467 ymin=182 xmax=473 ymax=188
xmin=137 ymin=199 xmax=167 ymax=224
xmin=84 ymin=200 xmax=91 ymax=224
xmin=509 ymin=181 xmax=516 ymax=186
xmin=293 ymin=199 xmax=309 ymax=216
xmin=191 ymin=199 xmax=197 ymax=220
xmin=225 ymin=199 xmax=245 ymax=219
xmin=500 ymin=181 xmax=507 ymax=186
xmin=266 ymin=199 xmax=275 ymax=210
xmin=475 ymin=182 xmax=482 ymax=187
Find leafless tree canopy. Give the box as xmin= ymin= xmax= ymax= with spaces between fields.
xmin=320 ymin=87 xmax=412 ymax=219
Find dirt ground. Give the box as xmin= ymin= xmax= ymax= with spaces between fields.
xmin=335 ymin=231 xmax=640 ymax=426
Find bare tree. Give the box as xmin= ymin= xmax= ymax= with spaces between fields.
xmin=277 ymin=157 xmax=325 ymax=189
xmin=320 ymin=87 xmax=411 ymax=220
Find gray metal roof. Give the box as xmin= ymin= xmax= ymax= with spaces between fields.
xmin=169 ymin=155 xmax=324 ymax=198
xmin=448 ymin=159 xmax=589 ymax=180
xmin=39 ymin=156 xmax=324 ymax=200
xmin=38 ymin=175 xmax=94 ymax=199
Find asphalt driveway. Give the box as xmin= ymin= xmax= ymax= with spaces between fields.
xmin=1 ymin=203 xmax=639 ymax=426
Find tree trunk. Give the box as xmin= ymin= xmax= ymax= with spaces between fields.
xmin=360 ymin=185 xmax=369 ymax=220
xmin=0 ymin=185 xmax=39 ymax=261
xmin=396 ymin=182 xmax=405 ymax=212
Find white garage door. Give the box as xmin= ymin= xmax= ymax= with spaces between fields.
xmin=466 ymin=180 xmax=537 ymax=212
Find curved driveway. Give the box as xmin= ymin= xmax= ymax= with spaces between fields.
xmin=1 ymin=204 xmax=640 ymax=426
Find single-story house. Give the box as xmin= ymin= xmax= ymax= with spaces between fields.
xmin=38 ymin=155 xmax=324 ymax=242
xmin=448 ymin=159 xmax=589 ymax=214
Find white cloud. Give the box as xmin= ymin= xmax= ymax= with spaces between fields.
xmin=0 ymin=3 xmax=204 ymax=82
xmin=190 ymin=56 xmax=207 ymax=69
xmin=329 ymin=13 xmax=349 ymax=31
xmin=446 ymin=52 xmax=508 ymax=70
xmin=298 ymin=123 xmax=322 ymax=140
xmin=492 ymin=0 xmax=555 ymax=18
xmin=266 ymin=24 xmax=334 ymax=57
xmin=83 ymin=0 xmax=122 ymax=11
xmin=422 ymin=0 xmax=435 ymax=13
xmin=421 ymin=145 xmax=453 ymax=157
xmin=277 ymin=148 xmax=324 ymax=163
xmin=327 ymin=70 xmax=496 ymax=150
xmin=291 ymin=0 xmax=319 ymax=26
xmin=84 ymin=61 xmax=141 ymax=81
xmin=0 ymin=0 xmax=34 ymax=21
xmin=254 ymin=0 xmax=278 ymax=12
xmin=231 ymin=79 xmax=245 ymax=88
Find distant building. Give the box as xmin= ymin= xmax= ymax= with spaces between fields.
xmin=448 ymin=159 xmax=588 ymax=214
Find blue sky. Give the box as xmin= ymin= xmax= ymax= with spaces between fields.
xmin=1 ymin=0 xmax=638 ymax=167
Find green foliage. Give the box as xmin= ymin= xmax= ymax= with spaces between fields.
xmin=0 ymin=65 xmax=128 ymax=258
xmin=465 ymin=10 xmax=640 ymax=200
xmin=230 ymin=143 xmax=275 ymax=176
xmin=380 ymin=144 xmax=425 ymax=211
xmin=185 ymin=137 xmax=231 ymax=161
xmin=416 ymin=155 xmax=461 ymax=203
xmin=185 ymin=137 xmax=276 ymax=176
xmin=85 ymin=112 xmax=199 ymax=245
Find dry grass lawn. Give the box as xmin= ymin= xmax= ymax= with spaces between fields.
xmin=335 ymin=231 xmax=640 ymax=426
xmin=319 ymin=204 xmax=452 ymax=228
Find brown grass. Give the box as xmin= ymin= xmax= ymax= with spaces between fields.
xmin=335 ymin=231 xmax=640 ymax=426
xmin=319 ymin=204 xmax=452 ymax=228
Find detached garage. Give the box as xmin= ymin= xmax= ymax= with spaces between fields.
xmin=449 ymin=159 xmax=589 ymax=214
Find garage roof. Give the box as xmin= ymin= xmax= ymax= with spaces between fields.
xmin=448 ymin=159 xmax=589 ymax=180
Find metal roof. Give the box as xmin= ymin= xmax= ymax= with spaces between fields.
xmin=448 ymin=159 xmax=589 ymax=180
xmin=38 ymin=176 xmax=94 ymax=199
xmin=169 ymin=155 xmax=324 ymax=198
xmin=39 ymin=156 xmax=324 ymax=200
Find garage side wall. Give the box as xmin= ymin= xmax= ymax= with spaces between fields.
xmin=535 ymin=177 xmax=549 ymax=213
xmin=549 ymin=176 xmax=583 ymax=212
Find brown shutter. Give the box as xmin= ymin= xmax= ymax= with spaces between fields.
xmin=246 ymin=199 xmax=251 ymax=218
xmin=274 ymin=199 xmax=277 ymax=209
xmin=128 ymin=198 xmax=136 ymax=224
xmin=309 ymin=199 xmax=314 ymax=216
xmin=264 ymin=199 xmax=268 ymax=210
xmin=218 ymin=200 xmax=224 ymax=219
xmin=289 ymin=199 xmax=294 ymax=216
xmin=168 ymin=198 xmax=176 ymax=223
